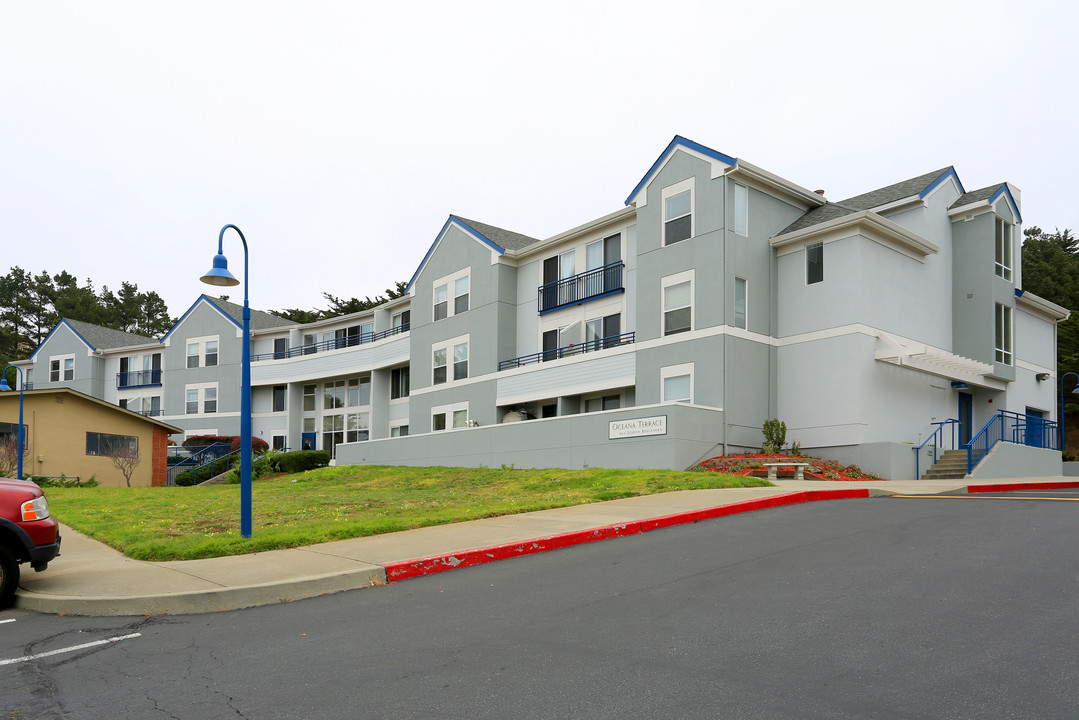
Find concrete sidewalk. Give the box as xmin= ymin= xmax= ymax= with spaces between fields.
xmin=13 ymin=477 xmax=1079 ymax=617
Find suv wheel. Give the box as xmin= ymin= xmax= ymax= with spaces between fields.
xmin=0 ymin=545 xmax=19 ymax=609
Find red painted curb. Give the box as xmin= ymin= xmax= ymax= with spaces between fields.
xmin=383 ymin=489 xmax=869 ymax=582
xmin=966 ymin=481 xmax=1079 ymax=494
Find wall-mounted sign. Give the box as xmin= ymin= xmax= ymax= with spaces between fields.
xmin=609 ymin=415 xmax=667 ymax=440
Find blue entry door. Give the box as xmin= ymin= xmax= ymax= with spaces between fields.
xmin=958 ymin=393 xmax=973 ymax=446
xmin=301 ymin=432 xmax=317 ymax=452
xmin=1025 ymin=408 xmax=1045 ymax=448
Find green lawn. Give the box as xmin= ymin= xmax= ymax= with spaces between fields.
xmin=46 ymin=465 xmax=771 ymax=561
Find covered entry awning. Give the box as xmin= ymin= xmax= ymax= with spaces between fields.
xmin=874 ymin=332 xmax=1004 ymax=390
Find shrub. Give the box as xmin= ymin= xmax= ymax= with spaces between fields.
xmin=173 ymin=456 xmax=234 ymax=486
xmin=32 ymin=475 xmax=99 ymax=488
xmin=229 ymin=436 xmax=270 ymax=455
xmin=182 ymin=435 xmax=233 ymax=448
xmin=276 ymin=450 xmax=330 ymax=474
xmin=761 ymin=419 xmax=787 ymax=454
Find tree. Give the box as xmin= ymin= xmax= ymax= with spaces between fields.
xmin=101 ymin=435 xmax=140 ymax=487
xmin=270 ymin=281 xmax=408 ymax=323
xmin=0 ymin=435 xmax=29 ymax=479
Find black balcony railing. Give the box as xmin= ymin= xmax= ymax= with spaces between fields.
xmin=252 ymin=323 xmax=410 ymax=362
xmin=499 ymin=331 xmax=635 ymax=371
xmin=538 ymin=261 xmax=624 ymax=313
xmin=137 ymin=409 xmax=163 ymax=417
xmin=116 ymin=369 xmax=162 ymax=388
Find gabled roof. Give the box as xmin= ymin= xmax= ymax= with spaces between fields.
xmin=779 ymin=167 xmax=960 ymax=235
xmin=161 ymin=295 xmax=293 ymax=342
xmin=625 ymin=135 xmax=737 ymax=206
xmin=29 ymin=318 xmax=156 ymax=359
xmin=950 ymin=183 xmax=1022 ymax=223
xmin=405 ymin=215 xmax=540 ymax=292
xmin=0 ymin=386 xmax=182 ymax=434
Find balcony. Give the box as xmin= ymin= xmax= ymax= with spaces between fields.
xmin=137 ymin=409 xmax=163 ymax=417
xmin=117 ymin=369 xmax=162 ymax=389
xmin=538 ymin=262 xmax=624 ymax=314
xmin=499 ymin=331 xmax=635 ymax=371
xmin=252 ymin=323 xmax=410 ymax=362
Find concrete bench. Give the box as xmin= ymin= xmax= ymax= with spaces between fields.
xmin=761 ymin=462 xmax=810 ymax=481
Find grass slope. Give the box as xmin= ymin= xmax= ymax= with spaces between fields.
xmin=47 ymin=465 xmax=770 ymax=561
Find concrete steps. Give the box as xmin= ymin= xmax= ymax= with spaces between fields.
xmin=921 ymin=449 xmax=969 ymax=480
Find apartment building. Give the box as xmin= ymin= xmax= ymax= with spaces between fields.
xmin=13 ymin=137 xmax=1068 ymax=479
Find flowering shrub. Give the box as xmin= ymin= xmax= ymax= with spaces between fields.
xmin=697 ymin=453 xmax=886 ymax=481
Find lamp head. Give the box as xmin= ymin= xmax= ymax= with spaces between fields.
xmin=200 ymin=253 xmax=240 ymax=287
xmin=0 ymin=377 xmax=10 ymax=391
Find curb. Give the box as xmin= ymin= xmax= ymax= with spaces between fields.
xmin=966 ymin=480 xmax=1079 ymax=494
xmin=384 ymin=489 xmax=869 ymax=581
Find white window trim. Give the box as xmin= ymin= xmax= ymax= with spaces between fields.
xmin=661 ymin=269 xmax=695 ymax=336
xmin=184 ymin=382 xmax=220 ymax=416
xmin=996 ymin=303 xmax=1013 ymax=365
xmin=431 ymin=333 xmax=470 ymax=386
xmin=185 ymin=335 xmax=221 ymax=368
xmin=662 ymin=177 xmax=695 ymax=246
xmin=995 ymin=217 xmax=1013 ymax=281
xmin=734 ymin=182 xmax=749 ymax=236
xmin=431 ymin=401 xmax=470 ymax=431
xmin=661 ymin=362 xmax=695 ymax=403
xmin=806 ymin=242 xmax=824 ymax=285
xmin=48 ymin=354 xmax=75 ymax=382
xmin=432 ymin=267 xmax=472 ymax=320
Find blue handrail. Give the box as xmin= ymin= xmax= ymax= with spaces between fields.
xmin=538 ymin=261 xmax=625 ymax=313
xmin=499 ymin=332 xmax=635 ymax=371
xmin=965 ymin=410 xmax=1059 ymax=473
xmin=913 ymin=418 xmax=960 ymax=480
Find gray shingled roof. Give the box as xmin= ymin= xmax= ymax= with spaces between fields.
xmin=63 ymin=318 xmax=156 ymax=350
xmin=206 ymin=296 xmax=295 ymax=331
xmin=778 ymin=167 xmax=953 ymax=235
xmin=950 ymin=184 xmax=1002 ymax=209
xmin=454 ymin=216 xmax=540 ymax=252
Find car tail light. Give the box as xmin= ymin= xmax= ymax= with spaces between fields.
xmin=21 ymin=496 xmax=50 ymax=522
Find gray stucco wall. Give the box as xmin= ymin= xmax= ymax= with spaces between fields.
xmin=336 ymin=403 xmax=726 ymax=471
xmin=969 ymin=441 xmax=1062 ymax=479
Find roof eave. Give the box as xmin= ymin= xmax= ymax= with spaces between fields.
xmin=771 ymin=210 xmax=941 ymax=257
xmin=726 ymin=160 xmax=827 ymax=209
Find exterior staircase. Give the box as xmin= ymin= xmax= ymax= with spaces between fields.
xmin=920 ymin=449 xmax=968 ymax=480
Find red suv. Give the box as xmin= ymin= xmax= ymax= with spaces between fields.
xmin=0 ymin=477 xmax=61 ymax=609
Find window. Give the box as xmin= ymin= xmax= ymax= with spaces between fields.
xmin=324 ymin=380 xmax=345 ymax=409
xmin=187 ymin=342 xmax=199 ymax=368
xmin=585 ymin=314 xmax=621 ymax=349
xmin=303 ymin=384 xmax=316 ymax=412
xmin=186 ymin=389 xmax=199 ymax=414
xmin=433 ymin=348 xmax=447 ymax=385
xmin=454 ymin=276 xmax=469 ymax=315
xmin=86 ymin=432 xmax=138 ymax=458
xmin=432 ymin=403 xmax=469 ymax=431
xmin=995 ymin=217 xmax=1013 ymax=281
xmin=185 ymin=384 xmax=218 ymax=415
xmin=807 ymin=243 xmax=824 ymax=284
xmin=434 ymin=284 xmax=448 ymax=321
xmin=390 ymin=425 xmax=409 ymax=437
xmin=322 ymin=414 xmax=344 ymax=458
xmin=392 ymin=310 xmax=411 ymax=328
xmin=272 ymin=435 xmax=287 ymax=451
xmin=204 ymin=387 xmax=217 ymax=413
xmin=49 ymin=356 xmax=74 ymax=382
xmin=662 ymin=363 xmax=694 ymax=403
xmin=585 ymin=395 xmax=620 ymax=412
xmin=734 ymin=277 xmax=747 ymax=329
xmin=664 ymin=281 xmax=692 ymax=336
xmin=996 ymin=303 xmax=1013 ymax=365
xmin=391 ymin=367 xmax=410 ymax=399
xmin=272 ymin=385 xmax=286 ymax=412
xmin=0 ymin=422 xmax=28 ymax=450
xmin=346 ymin=377 xmax=370 ymax=406
xmin=734 ymin=183 xmax=748 ymax=236
xmin=664 ymin=182 xmax=693 ymax=245
xmin=346 ymin=412 xmax=369 ymax=443
xmin=186 ymin=337 xmax=220 ymax=368
xmin=453 ymin=342 xmax=468 ymax=381
xmin=273 ymin=338 xmax=288 ymax=359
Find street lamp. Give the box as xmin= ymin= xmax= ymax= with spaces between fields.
xmin=200 ymin=224 xmax=253 ymax=538
xmin=0 ymin=366 xmax=25 ymax=480
xmin=1060 ymin=372 xmax=1079 ymax=454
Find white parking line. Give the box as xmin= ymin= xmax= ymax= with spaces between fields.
xmin=0 ymin=633 xmax=141 ymax=667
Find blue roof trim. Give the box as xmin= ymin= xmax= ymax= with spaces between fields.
xmin=1015 ymin=288 xmax=1024 ymax=298
xmin=29 ymin=319 xmax=95 ymax=360
xmin=405 ymin=216 xmax=506 ymax=293
xmin=920 ymin=168 xmax=965 ymax=199
xmin=624 ymin=135 xmax=737 ymax=207
xmin=988 ymin=185 xmax=1023 ymax=224
xmin=160 ymin=295 xmax=241 ymax=343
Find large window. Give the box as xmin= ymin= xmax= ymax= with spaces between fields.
xmin=185 ymin=384 xmax=218 ymax=415
xmin=996 ymin=303 xmax=1013 ymax=365
xmin=433 ymin=336 xmax=469 ymax=385
xmin=663 ymin=280 xmax=692 ymax=336
xmin=186 ymin=337 xmax=220 ymax=368
xmin=662 ymin=363 xmax=694 ymax=403
xmin=303 ymin=384 xmax=316 ymax=412
xmin=585 ymin=314 xmax=621 ymax=348
xmin=995 ymin=217 xmax=1013 ymax=281
xmin=664 ymin=188 xmax=692 ymax=245
xmin=806 ymin=243 xmax=824 ymax=284
xmin=50 ymin=356 xmax=74 ymax=382
xmin=433 ymin=270 xmax=471 ymax=321
xmin=432 ymin=403 xmax=469 ymax=431
xmin=734 ymin=183 xmax=748 ymax=236
xmin=272 ymin=385 xmax=286 ymax=412
xmin=86 ymin=432 xmax=138 ymax=457
xmin=734 ymin=277 xmax=747 ymax=329
xmin=584 ymin=395 xmax=620 ymax=412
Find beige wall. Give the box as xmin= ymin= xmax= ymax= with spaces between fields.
xmin=0 ymin=390 xmax=167 ymax=487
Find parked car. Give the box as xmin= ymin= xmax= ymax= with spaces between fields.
xmin=0 ymin=477 xmax=61 ymax=609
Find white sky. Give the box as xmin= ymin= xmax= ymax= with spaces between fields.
xmin=3 ymin=0 xmax=1077 ymax=319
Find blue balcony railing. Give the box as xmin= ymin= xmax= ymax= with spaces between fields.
xmin=538 ymin=261 xmax=624 ymax=313
xmin=499 ymin=331 xmax=635 ymax=371
xmin=252 ymin=323 xmax=409 ymax=362
xmin=116 ymin=369 xmax=162 ymax=388
xmin=965 ymin=410 xmax=1059 ymax=473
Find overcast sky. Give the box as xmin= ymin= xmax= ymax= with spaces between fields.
xmin=3 ymin=1 xmax=1077 ymax=321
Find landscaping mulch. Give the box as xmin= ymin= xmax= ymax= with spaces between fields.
xmin=697 ymin=453 xmax=885 ymax=482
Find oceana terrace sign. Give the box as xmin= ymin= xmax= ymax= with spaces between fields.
xmin=609 ymin=415 xmax=667 ymax=440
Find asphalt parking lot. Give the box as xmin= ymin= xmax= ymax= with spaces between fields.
xmin=892 ymin=488 xmax=1079 ymax=501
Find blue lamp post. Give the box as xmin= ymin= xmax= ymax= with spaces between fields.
xmin=0 ymin=366 xmax=25 ymax=480
xmin=200 ymin=224 xmax=253 ymax=538
xmin=1061 ymin=372 xmax=1079 ymax=454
